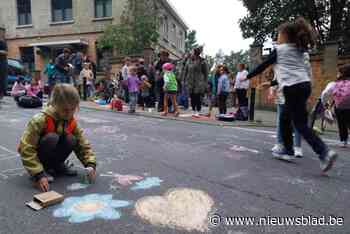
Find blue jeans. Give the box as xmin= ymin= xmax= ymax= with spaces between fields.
xmin=129 ymin=92 xmax=138 ymax=111
xmin=283 ymin=82 xmax=328 ymax=159
xmin=277 ymin=104 xmax=301 ymax=147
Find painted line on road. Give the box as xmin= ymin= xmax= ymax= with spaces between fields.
xmin=231 ymin=127 xmax=339 ymax=144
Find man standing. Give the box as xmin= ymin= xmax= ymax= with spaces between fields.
xmin=0 ymin=30 xmax=8 ymax=101
xmin=55 ymin=48 xmax=72 ymax=84
xmin=121 ymin=57 xmax=131 ymax=103
xmin=234 ymin=63 xmax=250 ymax=119
xmin=70 ymin=51 xmax=83 ymax=87
xmin=155 ymin=51 xmax=170 ymax=112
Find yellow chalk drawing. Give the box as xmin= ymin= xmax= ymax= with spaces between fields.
xmin=135 ymin=188 xmax=214 ymax=232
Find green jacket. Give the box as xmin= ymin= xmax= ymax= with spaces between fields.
xmin=18 ymin=106 xmax=96 ymax=176
xmin=164 ymin=72 xmax=178 ymax=92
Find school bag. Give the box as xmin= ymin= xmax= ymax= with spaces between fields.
xmin=332 ymin=80 xmax=350 ymax=109
xmin=17 ymin=95 xmax=42 ymax=108
xmin=111 ymin=98 xmax=123 ymax=111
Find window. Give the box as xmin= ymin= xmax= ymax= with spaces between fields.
xmin=51 ymin=0 xmax=73 ymax=22
xmin=95 ymin=0 xmax=112 ymax=18
xmin=172 ymin=23 xmax=176 ymax=45
xmin=17 ymin=0 xmax=32 ymax=25
xmin=179 ymin=31 xmax=184 ymax=50
xmin=163 ymin=16 xmax=169 ymax=39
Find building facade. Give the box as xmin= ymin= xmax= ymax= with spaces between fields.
xmin=0 ymin=0 xmax=187 ymax=71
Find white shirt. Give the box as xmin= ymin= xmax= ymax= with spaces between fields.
xmin=275 ymin=44 xmax=312 ymax=88
xmin=321 ymin=81 xmax=336 ymax=105
xmin=122 ymin=65 xmax=129 ymax=81
xmin=234 ymin=70 xmax=249 ymax=89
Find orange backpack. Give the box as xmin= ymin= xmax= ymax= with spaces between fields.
xmin=44 ymin=115 xmax=77 ymax=135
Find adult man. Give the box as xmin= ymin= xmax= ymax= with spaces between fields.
xmin=70 ymin=51 xmax=83 ymax=87
xmin=234 ymin=63 xmax=250 ymax=120
xmin=121 ymin=57 xmax=131 ymax=103
xmin=155 ymin=51 xmax=170 ymax=112
xmin=55 ymin=48 xmax=72 ymax=84
xmin=0 ymin=32 xmax=8 ymax=100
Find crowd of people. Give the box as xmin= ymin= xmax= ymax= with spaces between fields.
xmin=0 ymin=16 xmax=348 ymax=192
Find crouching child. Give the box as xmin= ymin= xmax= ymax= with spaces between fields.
xmin=18 ymin=84 xmax=96 ymax=192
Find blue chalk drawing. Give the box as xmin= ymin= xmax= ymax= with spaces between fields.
xmin=53 ymin=194 xmax=132 ymax=223
xmin=131 ymin=177 xmax=163 ymax=191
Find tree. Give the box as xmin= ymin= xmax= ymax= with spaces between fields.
xmin=223 ymin=50 xmax=249 ymax=74
xmin=238 ymin=0 xmax=350 ymax=53
xmin=98 ymin=0 xmax=160 ymax=55
xmin=185 ymin=30 xmax=199 ymax=52
xmin=211 ymin=50 xmax=249 ymax=74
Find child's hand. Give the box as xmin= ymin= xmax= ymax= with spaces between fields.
xmin=37 ymin=177 xmax=49 ymax=192
xmin=257 ymin=82 xmax=271 ymax=90
xmin=86 ymin=167 xmax=96 ymax=182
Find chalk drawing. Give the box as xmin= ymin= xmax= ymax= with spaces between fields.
xmin=53 ymin=194 xmax=132 ymax=223
xmin=179 ymin=114 xmax=193 ymax=118
xmin=100 ymin=173 xmax=144 ymax=186
xmin=67 ymin=183 xmax=89 ymax=191
xmin=0 ymin=155 xmax=19 ymax=160
xmin=0 ymin=168 xmax=26 ymax=180
xmin=0 ymin=145 xmax=17 ymax=155
xmin=131 ymin=177 xmax=163 ymax=191
xmin=112 ymin=134 xmax=128 ymax=142
xmin=224 ymin=152 xmax=244 ymax=160
xmin=77 ymin=116 xmax=111 ymax=124
xmin=93 ymin=126 xmax=120 ymax=134
xmin=273 ymin=177 xmax=313 ymax=186
xmin=135 ymin=188 xmax=214 ymax=232
xmin=222 ymin=172 xmax=247 ymax=181
xmin=229 ymin=145 xmax=259 ymax=154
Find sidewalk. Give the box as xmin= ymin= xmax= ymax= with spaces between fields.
xmin=80 ymin=100 xmax=340 ymax=134
xmin=80 ymin=100 xmax=279 ymax=128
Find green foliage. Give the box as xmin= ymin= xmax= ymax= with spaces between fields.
xmin=211 ymin=50 xmax=249 ymax=74
xmin=185 ymin=30 xmax=199 ymax=52
xmin=239 ymin=0 xmax=350 ymax=49
xmin=98 ymin=0 xmax=160 ymax=55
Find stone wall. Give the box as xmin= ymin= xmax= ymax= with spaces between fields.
xmin=254 ymin=53 xmax=350 ymax=109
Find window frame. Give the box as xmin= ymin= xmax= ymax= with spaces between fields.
xmin=51 ymin=0 xmax=73 ymax=22
xmin=17 ymin=0 xmax=32 ymax=26
xmin=163 ymin=16 xmax=169 ymax=39
xmin=94 ymin=0 xmax=112 ymax=18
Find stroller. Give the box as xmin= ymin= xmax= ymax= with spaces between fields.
xmin=310 ymin=97 xmax=335 ymax=132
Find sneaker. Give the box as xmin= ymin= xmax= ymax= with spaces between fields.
xmin=55 ymin=163 xmax=78 ymax=177
xmin=46 ymin=174 xmax=55 ymax=183
xmin=271 ymin=144 xmax=285 ymax=153
xmin=272 ymin=150 xmax=295 ymax=162
xmin=294 ymin=147 xmax=303 ymax=158
xmin=340 ymin=141 xmax=348 ymax=148
xmin=320 ymin=150 xmax=338 ymax=173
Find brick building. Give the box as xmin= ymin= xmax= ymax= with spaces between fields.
xmin=0 ymin=0 xmax=188 ymax=72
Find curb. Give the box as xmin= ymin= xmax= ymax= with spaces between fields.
xmin=79 ymin=103 xmax=338 ymax=134
xmin=79 ymin=103 xmax=275 ymax=129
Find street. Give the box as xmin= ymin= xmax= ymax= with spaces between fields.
xmin=0 ymin=97 xmax=349 ymax=234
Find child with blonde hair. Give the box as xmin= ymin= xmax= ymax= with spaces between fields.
xmin=18 ymin=84 xmax=96 ymax=192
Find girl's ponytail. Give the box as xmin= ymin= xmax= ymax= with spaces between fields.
xmin=278 ymin=17 xmax=316 ymax=52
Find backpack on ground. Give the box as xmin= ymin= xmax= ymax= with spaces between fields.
xmin=332 ymin=80 xmax=350 ymax=109
xmin=235 ymin=107 xmax=248 ymax=121
xmin=17 ymin=95 xmax=42 ymax=108
xmin=111 ymin=98 xmax=123 ymax=111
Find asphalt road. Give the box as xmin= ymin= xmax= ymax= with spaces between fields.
xmin=0 ymin=98 xmax=349 ymax=234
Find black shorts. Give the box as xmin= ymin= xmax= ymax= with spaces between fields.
xmin=165 ymin=91 xmax=177 ymax=95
